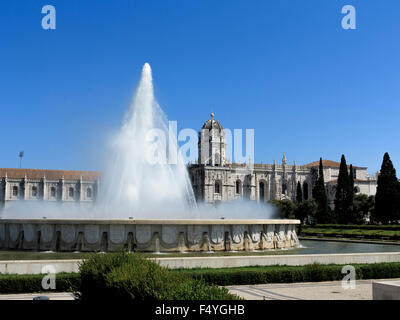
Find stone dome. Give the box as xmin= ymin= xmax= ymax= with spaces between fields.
xmin=201 ymin=113 xmax=223 ymax=131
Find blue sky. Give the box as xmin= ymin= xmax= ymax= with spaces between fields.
xmin=1 ymin=0 xmax=399 ymax=175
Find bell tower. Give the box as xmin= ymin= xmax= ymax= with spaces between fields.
xmin=198 ymin=113 xmax=226 ymax=166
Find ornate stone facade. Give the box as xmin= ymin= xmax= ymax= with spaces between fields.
xmin=0 ymin=168 xmax=100 ymax=210
xmin=188 ymin=115 xmax=377 ymax=206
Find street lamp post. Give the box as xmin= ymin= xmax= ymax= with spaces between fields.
xmin=19 ymin=151 xmax=24 ymax=169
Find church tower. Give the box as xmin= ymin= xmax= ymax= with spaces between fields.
xmin=198 ymin=113 xmax=226 ymax=166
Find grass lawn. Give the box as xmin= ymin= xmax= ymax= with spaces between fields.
xmin=300 ymin=226 xmax=400 ymax=240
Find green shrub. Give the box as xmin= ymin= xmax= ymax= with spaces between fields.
xmin=173 ymin=262 xmax=400 ymax=286
xmin=0 ymin=272 xmax=80 ymax=294
xmin=78 ymin=250 xmax=134 ymax=299
xmin=79 ymin=251 xmax=238 ymax=301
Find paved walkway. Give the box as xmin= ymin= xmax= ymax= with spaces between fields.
xmin=0 ymin=292 xmax=76 ymax=300
xmin=227 ymin=278 xmax=400 ymax=300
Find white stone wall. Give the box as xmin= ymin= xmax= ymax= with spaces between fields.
xmin=0 ymin=178 xmax=98 ymax=209
xmin=323 ymin=167 xmax=370 ymax=183
xmin=355 ymin=168 xmax=369 ymax=180
xmin=356 ymin=180 xmax=377 ymax=196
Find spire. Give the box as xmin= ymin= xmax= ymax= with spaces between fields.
xmin=282 ymin=152 xmax=287 ymax=165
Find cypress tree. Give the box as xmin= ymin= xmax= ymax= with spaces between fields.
xmin=312 ymin=158 xmax=332 ymax=224
xmin=335 ymin=155 xmax=352 ymax=224
xmin=374 ymin=152 xmax=400 ymax=224
xmin=296 ymin=181 xmax=303 ymax=203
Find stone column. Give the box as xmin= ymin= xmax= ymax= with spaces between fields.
xmin=60 ymin=176 xmax=64 ymax=202
xmin=79 ymin=176 xmax=83 ymax=203
xmin=95 ymin=177 xmax=101 ymax=203
xmin=271 ymin=161 xmax=277 ymax=199
xmin=250 ymin=174 xmax=255 ymax=201
xmin=254 ymin=174 xmax=258 ymax=202
xmin=292 ymin=162 xmax=297 ymax=201
xmin=42 ymin=175 xmax=47 ymax=200
xmin=23 ymin=174 xmax=28 ymax=200
xmin=3 ymin=175 xmax=8 ymax=208
xmin=266 ymin=174 xmax=270 ymax=201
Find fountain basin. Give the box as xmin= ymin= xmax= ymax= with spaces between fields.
xmin=0 ymin=219 xmax=300 ymax=252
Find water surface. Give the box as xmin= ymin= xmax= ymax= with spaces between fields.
xmin=294 ymin=240 xmax=400 ymax=255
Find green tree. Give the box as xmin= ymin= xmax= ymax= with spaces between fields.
xmin=373 ymin=152 xmax=400 ymax=224
xmin=312 ymin=158 xmax=333 ymax=224
xmin=334 ymin=155 xmax=354 ymax=224
xmin=296 ymin=181 xmax=303 ymax=204
xmin=269 ymin=199 xmax=295 ymax=219
xmin=294 ymin=199 xmax=317 ymax=233
xmin=352 ymin=194 xmax=374 ymax=224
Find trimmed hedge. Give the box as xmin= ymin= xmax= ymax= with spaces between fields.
xmin=3 ymin=258 xmax=400 ymax=295
xmin=299 ymin=226 xmax=400 ymax=240
xmin=306 ymin=224 xmax=400 ymax=231
xmin=172 ymin=262 xmax=400 ymax=286
xmin=0 ymin=272 xmax=80 ymax=294
xmin=79 ymin=251 xmax=239 ymax=301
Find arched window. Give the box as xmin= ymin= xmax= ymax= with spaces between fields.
xmin=303 ymin=182 xmax=309 ymax=200
xmin=282 ymin=183 xmax=287 ymax=195
xmin=215 ymin=181 xmax=221 ymax=194
xmin=86 ymin=188 xmax=92 ymax=198
xmin=50 ymin=187 xmax=56 ymax=197
xmin=259 ymin=182 xmax=265 ymax=202
xmin=32 ymin=186 xmax=38 ymax=197
xmin=69 ymin=187 xmax=74 ymax=198
xmin=12 ymin=186 xmax=18 ymax=197
xmin=215 ymin=153 xmax=220 ymax=166
xmin=235 ymin=180 xmax=241 ymax=194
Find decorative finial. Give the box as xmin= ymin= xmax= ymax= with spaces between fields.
xmin=210 ymin=112 xmax=214 ymax=119
xmin=282 ymin=152 xmax=287 ymax=165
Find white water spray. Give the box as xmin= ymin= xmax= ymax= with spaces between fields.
xmin=99 ymin=63 xmax=197 ymax=218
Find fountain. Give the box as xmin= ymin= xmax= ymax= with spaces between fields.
xmin=0 ymin=63 xmax=300 ymax=252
